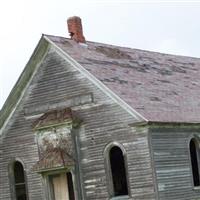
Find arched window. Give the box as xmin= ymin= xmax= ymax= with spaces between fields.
xmin=13 ymin=161 xmax=28 ymax=200
xmin=190 ymin=138 xmax=200 ymax=186
xmin=108 ymin=145 xmax=128 ymax=197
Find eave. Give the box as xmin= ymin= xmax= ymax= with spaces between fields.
xmin=0 ymin=36 xmax=50 ymax=134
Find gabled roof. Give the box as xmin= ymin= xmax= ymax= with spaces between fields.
xmin=46 ymin=35 xmax=200 ymax=123
xmin=1 ymin=34 xmax=200 ymax=131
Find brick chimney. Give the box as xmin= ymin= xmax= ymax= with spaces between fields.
xmin=67 ymin=16 xmax=86 ymax=43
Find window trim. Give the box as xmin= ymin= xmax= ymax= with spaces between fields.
xmin=8 ymin=158 xmax=29 ymax=200
xmin=42 ymin=168 xmax=77 ymax=200
xmin=188 ymin=136 xmax=200 ymax=188
xmin=104 ymin=142 xmax=131 ymax=199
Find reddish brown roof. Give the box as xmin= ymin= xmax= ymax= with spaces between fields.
xmin=46 ymin=35 xmax=200 ymax=123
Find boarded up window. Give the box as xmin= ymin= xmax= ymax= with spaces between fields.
xmin=14 ymin=161 xmax=27 ymax=200
xmin=109 ymin=146 xmax=128 ymax=196
xmin=190 ymin=139 xmax=200 ymax=186
xmin=50 ymin=172 xmax=75 ymax=200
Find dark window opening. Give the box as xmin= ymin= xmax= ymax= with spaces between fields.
xmin=14 ymin=161 xmax=27 ymax=200
xmin=109 ymin=146 xmax=128 ymax=196
xmin=190 ymin=139 xmax=200 ymax=186
xmin=66 ymin=172 xmax=75 ymax=200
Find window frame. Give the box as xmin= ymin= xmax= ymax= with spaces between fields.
xmin=42 ymin=168 xmax=77 ymax=200
xmin=104 ymin=142 xmax=130 ymax=199
xmin=8 ymin=158 xmax=29 ymax=200
xmin=189 ymin=136 xmax=200 ymax=188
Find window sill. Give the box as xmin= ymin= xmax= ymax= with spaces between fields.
xmin=110 ymin=195 xmax=129 ymax=200
xmin=193 ymin=186 xmax=200 ymax=191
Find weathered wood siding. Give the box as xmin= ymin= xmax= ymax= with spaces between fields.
xmin=150 ymin=125 xmax=200 ymax=200
xmin=0 ymin=47 xmax=155 ymax=200
xmin=75 ymin=108 xmax=155 ymax=200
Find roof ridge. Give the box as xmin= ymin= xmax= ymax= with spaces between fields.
xmin=44 ymin=34 xmax=200 ymax=60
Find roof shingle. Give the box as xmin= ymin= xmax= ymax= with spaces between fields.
xmin=47 ymin=35 xmax=200 ymax=123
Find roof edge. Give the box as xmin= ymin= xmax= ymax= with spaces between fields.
xmin=44 ymin=35 xmax=148 ymax=122
xmin=0 ymin=35 xmax=50 ymax=132
xmin=129 ymin=121 xmax=200 ymax=128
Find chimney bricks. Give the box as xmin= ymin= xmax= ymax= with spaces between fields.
xmin=67 ymin=16 xmax=86 ymax=43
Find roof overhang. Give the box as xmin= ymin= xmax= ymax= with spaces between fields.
xmin=0 ymin=36 xmax=50 ymax=135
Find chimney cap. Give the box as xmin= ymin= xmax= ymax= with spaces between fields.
xmin=67 ymin=16 xmax=81 ymax=21
xmin=67 ymin=16 xmax=86 ymax=43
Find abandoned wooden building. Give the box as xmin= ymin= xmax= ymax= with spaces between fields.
xmin=1 ymin=16 xmax=200 ymax=200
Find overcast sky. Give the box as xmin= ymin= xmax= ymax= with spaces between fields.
xmin=1 ymin=1 xmax=200 ymax=108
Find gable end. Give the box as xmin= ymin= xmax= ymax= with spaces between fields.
xmin=0 ymin=37 xmax=50 ymax=134
xmin=44 ymin=36 xmax=147 ymax=123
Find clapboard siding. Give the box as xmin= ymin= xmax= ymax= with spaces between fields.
xmin=0 ymin=47 xmax=155 ymax=200
xmin=0 ymin=107 xmax=45 ymax=200
xmin=76 ymin=107 xmax=155 ymax=200
xmin=151 ymin=126 xmax=200 ymax=200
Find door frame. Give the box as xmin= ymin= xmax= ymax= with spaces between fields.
xmin=42 ymin=168 xmax=77 ymax=200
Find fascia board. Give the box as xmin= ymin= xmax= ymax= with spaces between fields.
xmin=0 ymin=36 xmax=50 ymax=136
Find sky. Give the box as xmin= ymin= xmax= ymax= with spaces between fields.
xmin=1 ymin=0 xmax=200 ymax=108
